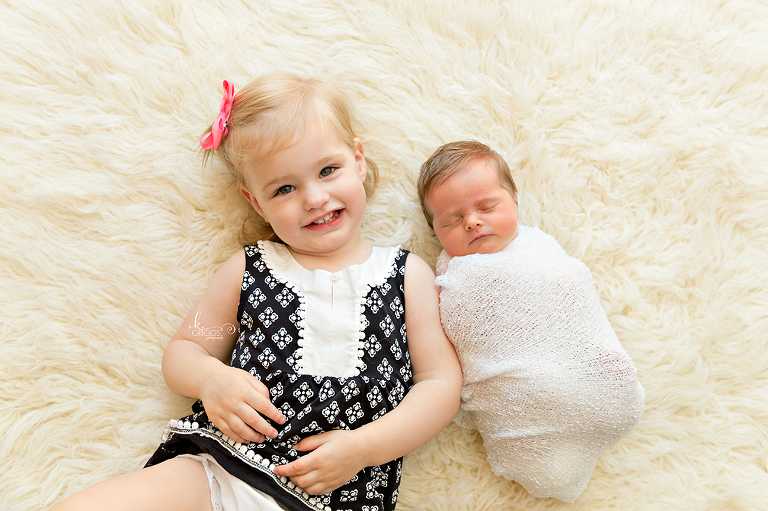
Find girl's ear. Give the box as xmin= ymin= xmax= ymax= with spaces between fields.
xmin=241 ymin=184 xmax=267 ymax=220
xmin=354 ymin=138 xmax=367 ymax=181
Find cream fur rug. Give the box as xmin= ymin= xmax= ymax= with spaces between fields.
xmin=2 ymin=1 xmax=767 ymax=510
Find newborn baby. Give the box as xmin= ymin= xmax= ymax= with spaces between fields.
xmin=418 ymin=141 xmax=645 ymax=502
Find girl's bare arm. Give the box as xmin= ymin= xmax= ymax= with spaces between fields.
xmin=161 ymin=250 xmax=285 ymax=444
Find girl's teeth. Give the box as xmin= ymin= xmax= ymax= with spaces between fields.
xmin=313 ymin=211 xmax=337 ymax=225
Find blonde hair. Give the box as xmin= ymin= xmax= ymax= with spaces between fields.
xmin=201 ymin=72 xmax=378 ymax=244
xmin=417 ymin=140 xmax=517 ymax=229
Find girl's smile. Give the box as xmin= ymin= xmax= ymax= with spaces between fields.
xmin=307 ymin=209 xmax=342 ymax=228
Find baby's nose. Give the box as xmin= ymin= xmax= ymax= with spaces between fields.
xmin=464 ymin=213 xmax=482 ymax=229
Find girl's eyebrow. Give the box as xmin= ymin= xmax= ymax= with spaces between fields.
xmin=315 ymin=153 xmax=345 ymax=167
xmin=261 ymin=175 xmax=293 ymax=192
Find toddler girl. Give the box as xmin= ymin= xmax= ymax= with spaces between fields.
xmin=52 ymin=73 xmax=461 ymax=511
xmin=418 ymin=140 xmax=644 ymax=502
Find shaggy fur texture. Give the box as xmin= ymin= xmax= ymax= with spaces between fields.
xmin=2 ymin=1 xmax=767 ymax=510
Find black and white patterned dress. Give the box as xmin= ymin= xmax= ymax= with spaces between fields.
xmin=146 ymin=241 xmax=413 ymax=511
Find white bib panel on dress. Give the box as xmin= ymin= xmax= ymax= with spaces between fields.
xmin=260 ymin=242 xmax=398 ymax=378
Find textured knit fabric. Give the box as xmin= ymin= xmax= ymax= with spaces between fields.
xmin=435 ymin=226 xmax=645 ymax=502
xmin=147 ymin=242 xmax=413 ymax=511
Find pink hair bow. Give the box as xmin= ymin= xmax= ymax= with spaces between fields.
xmin=200 ymin=80 xmax=235 ymax=150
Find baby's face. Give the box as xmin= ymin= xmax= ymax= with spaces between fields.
xmin=426 ymin=159 xmax=519 ymax=257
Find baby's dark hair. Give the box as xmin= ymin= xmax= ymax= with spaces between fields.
xmin=417 ymin=140 xmax=517 ymax=229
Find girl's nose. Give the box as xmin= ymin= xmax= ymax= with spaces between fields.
xmin=303 ymin=183 xmax=330 ymax=210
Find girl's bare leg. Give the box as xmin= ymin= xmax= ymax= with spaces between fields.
xmin=51 ymin=457 xmax=213 ymax=511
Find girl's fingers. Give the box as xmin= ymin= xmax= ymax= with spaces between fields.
xmin=275 ymin=458 xmax=316 ymax=484
xmin=248 ymin=377 xmax=287 ymax=425
xmin=229 ymin=415 xmax=267 ymax=444
xmin=240 ymin=404 xmax=279 ymax=440
xmin=229 ymin=397 xmax=283 ymax=443
xmin=214 ymin=407 xmax=267 ymax=445
xmin=217 ymin=419 xmax=252 ymax=445
xmin=205 ymin=369 xmax=286 ymax=444
xmin=292 ymin=432 xmax=328 ymax=452
xmin=274 ymin=459 xmax=302 ymax=477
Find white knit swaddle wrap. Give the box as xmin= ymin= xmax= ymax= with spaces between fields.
xmin=435 ymin=226 xmax=644 ymax=502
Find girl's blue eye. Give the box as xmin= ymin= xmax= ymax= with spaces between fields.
xmin=277 ymin=185 xmax=294 ymax=195
xmin=320 ymin=166 xmax=335 ymax=177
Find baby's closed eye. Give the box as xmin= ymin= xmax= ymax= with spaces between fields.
xmin=441 ymin=216 xmax=462 ymax=227
xmin=479 ymin=200 xmax=500 ymax=212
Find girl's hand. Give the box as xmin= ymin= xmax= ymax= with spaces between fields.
xmin=199 ymin=364 xmax=286 ymax=445
xmin=273 ymin=430 xmax=365 ymax=495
